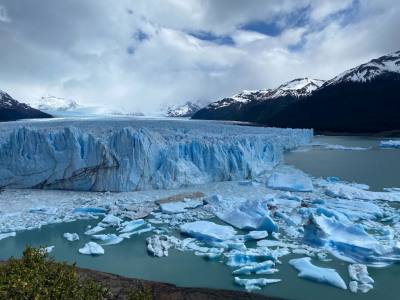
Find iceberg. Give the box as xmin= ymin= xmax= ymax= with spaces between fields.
xmin=84 ymin=225 xmax=106 ymax=235
xmin=118 ymin=219 xmax=146 ymax=233
xmin=348 ymin=264 xmax=374 ymax=293
xmin=267 ymin=167 xmax=313 ymax=192
xmin=100 ymin=214 xmax=123 ymax=227
xmin=73 ymin=207 xmax=107 ymax=215
xmin=0 ymin=231 xmax=16 ymax=240
xmin=146 ymin=235 xmax=180 ymax=257
xmin=289 ymin=257 xmax=347 ymax=290
xmin=304 ymin=213 xmax=400 ymax=266
xmin=42 ymin=246 xmax=55 ymax=254
xmin=180 ymin=220 xmax=237 ymax=242
xmin=234 ymin=277 xmax=281 ymax=291
xmin=159 ymin=199 xmax=203 ymax=214
xmin=78 ymin=242 xmax=105 ymax=255
xmin=91 ymin=234 xmax=124 ymax=245
xmin=325 ymin=182 xmax=400 ymax=202
xmin=380 ymin=140 xmax=400 ymax=149
xmin=232 ymin=260 xmax=275 ymax=275
xmin=0 ymin=119 xmax=312 ymax=192
xmin=207 ymin=196 xmax=278 ymax=232
xmin=63 ymin=232 xmax=79 ymax=241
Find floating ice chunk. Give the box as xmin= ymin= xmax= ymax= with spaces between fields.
xmin=289 ymin=257 xmax=347 ymax=290
xmin=304 ymin=213 xmax=400 ymax=266
xmin=159 ymin=199 xmax=203 ymax=214
xmin=325 ymin=182 xmax=400 ymax=202
xmin=118 ymin=219 xmax=145 ymax=233
xmin=84 ymin=225 xmax=106 ymax=235
xmin=380 ymin=140 xmax=400 ymax=149
xmin=348 ymin=264 xmax=374 ymax=293
xmin=180 ymin=221 xmax=237 ymax=242
xmin=208 ymin=196 xmax=278 ymax=232
xmin=244 ymin=231 xmax=268 ymax=240
xmin=233 ymin=260 xmax=274 ymax=275
xmin=42 ymin=246 xmax=55 ymax=254
xmin=194 ymin=251 xmax=222 ymax=259
xmin=100 ymin=214 xmax=123 ymax=227
xmin=73 ymin=207 xmax=107 ymax=215
xmin=79 ymin=242 xmax=104 ymax=255
xmin=146 ymin=235 xmax=180 ymax=257
xmin=268 ymin=168 xmax=313 ymax=192
xmin=234 ymin=277 xmax=281 ymax=291
xmin=0 ymin=232 xmax=16 ymax=240
xmin=91 ymin=234 xmax=124 ymax=245
xmin=119 ymin=224 xmax=153 ymax=238
xmin=63 ymin=232 xmax=79 ymax=241
xmin=311 ymin=142 xmax=370 ymax=151
xmin=225 ymin=248 xmax=277 ymax=267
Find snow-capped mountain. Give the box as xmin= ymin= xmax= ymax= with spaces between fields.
xmin=207 ymin=78 xmax=324 ymax=111
xmin=193 ymin=50 xmax=400 ymax=133
xmin=325 ymin=50 xmax=400 ymax=86
xmin=34 ymin=95 xmax=80 ymax=112
xmin=165 ymin=101 xmax=202 ymax=117
xmin=0 ymin=89 xmax=52 ymax=122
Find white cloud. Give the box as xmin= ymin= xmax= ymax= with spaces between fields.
xmin=0 ymin=0 xmax=399 ymax=113
xmin=0 ymin=4 xmax=10 ymax=22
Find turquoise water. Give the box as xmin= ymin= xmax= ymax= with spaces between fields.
xmin=1 ymin=135 xmax=400 ymax=300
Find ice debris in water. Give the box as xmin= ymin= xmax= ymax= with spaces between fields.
xmin=118 ymin=219 xmax=145 ymax=233
xmin=267 ymin=167 xmax=313 ymax=192
xmin=380 ymin=140 xmax=400 ymax=149
xmin=100 ymin=214 xmax=123 ymax=227
xmin=289 ymin=257 xmax=347 ymax=290
xmin=180 ymin=220 xmax=237 ymax=242
xmin=159 ymin=199 xmax=203 ymax=214
xmin=91 ymin=234 xmax=124 ymax=246
xmin=304 ymin=213 xmax=400 ymax=266
xmin=325 ymin=181 xmax=400 ymax=202
xmin=84 ymin=225 xmax=106 ymax=235
xmin=348 ymin=264 xmax=374 ymax=293
xmin=63 ymin=232 xmax=79 ymax=241
xmin=79 ymin=242 xmax=104 ymax=255
xmin=0 ymin=232 xmax=16 ymax=240
xmin=233 ymin=260 xmax=276 ymax=275
xmin=207 ymin=195 xmax=278 ymax=232
xmin=42 ymin=246 xmax=55 ymax=254
xmin=73 ymin=207 xmax=107 ymax=215
xmin=234 ymin=277 xmax=281 ymax=291
xmin=146 ymin=235 xmax=180 ymax=257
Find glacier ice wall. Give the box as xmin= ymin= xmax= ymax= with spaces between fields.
xmin=0 ymin=119 xmax=312 ymax=191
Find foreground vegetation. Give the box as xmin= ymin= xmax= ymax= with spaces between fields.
xmin=0 ymin=247 xmax=107 ymax=299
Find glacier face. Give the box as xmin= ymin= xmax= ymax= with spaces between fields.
xmin=0 ymin=118 xmax=312 ymax=192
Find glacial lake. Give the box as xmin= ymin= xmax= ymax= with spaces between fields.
xmin=1 ymin=135 xmax=400 ymax=300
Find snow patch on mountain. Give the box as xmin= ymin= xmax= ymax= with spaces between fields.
xmin=207 ymin=78 xmax=324 ymax=110
xmin=326 ymin=51 xmax=400 ymax=86
xmin=165 ymin=101 xmax=201 ymax=117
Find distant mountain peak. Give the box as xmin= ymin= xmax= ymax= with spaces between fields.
xmin=206 ymin=77 xmax=325 ymax=110
xmin=165 ymin=101 xmax=202 ymax=117
xmin=326 ymin=50 xmax=400 ymax=86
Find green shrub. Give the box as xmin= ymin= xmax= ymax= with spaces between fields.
xmin=128 ymin=285 xmax=152 ymax=300
xmin=0 ymin=247 xmax=108 ymax=300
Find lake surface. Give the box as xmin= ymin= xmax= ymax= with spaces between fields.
xmin=1 ymin=135 xmax=400 ymax=300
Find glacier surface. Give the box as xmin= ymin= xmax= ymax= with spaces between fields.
xmin=0 ymin=118 xmax=312 ymax=192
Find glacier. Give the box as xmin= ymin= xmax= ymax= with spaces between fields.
xmin=0 ymin=118 xmax=312 ymax=192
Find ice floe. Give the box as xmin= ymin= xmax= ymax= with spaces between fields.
xmin=380 ymin=140 xmax=400 ymax=149
xmin=348 ymin=264 xmax=374 ymax=293
xmin=290 ymin=257 xmax=347 ymax=290
xmin=91 ymin=234 xmax=124 ymax=246
xmin=180 ymin=220 xmax=237 ymax=242
xmin=78 ymin=242 xmax=105 ymax=255
xmin=234 ymin=277 xmax=281 ymax=291
xmin=63 ymin=232 xmax=79 ymax=241
xmin=267 ymin=167 xmax=313 ymax=192
xmin=0 ymin=231 xmax=16 ymax=240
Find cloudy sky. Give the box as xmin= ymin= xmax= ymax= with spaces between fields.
xmin=0 ymin=0 xmax=399 ymax=113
